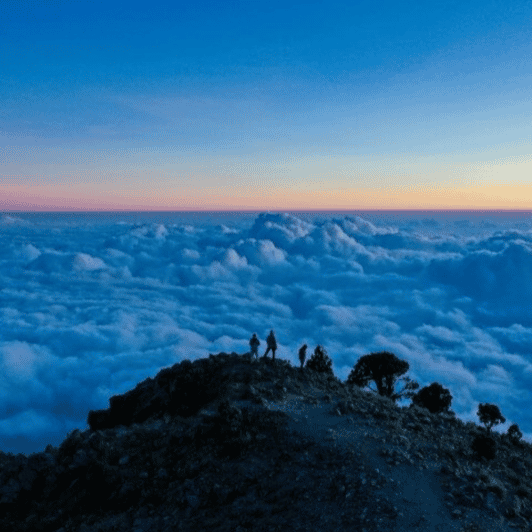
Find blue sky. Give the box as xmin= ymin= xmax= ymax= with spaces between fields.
xmin=2 ymin=0 xmax=532 ymax=210
xmin=2 ymin=211 xmax=532 ymax=455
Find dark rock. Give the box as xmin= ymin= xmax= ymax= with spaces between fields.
xmin=87 ymin=355 xmax=234 ymax=431
xmin=1 ymin=352 xmax=532 ymax=531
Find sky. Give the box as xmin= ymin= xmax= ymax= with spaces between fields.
xmin=1 ymin=210 xmax=532 ymax=456
xmin=2 ymin=0 xmax=532 ymax=210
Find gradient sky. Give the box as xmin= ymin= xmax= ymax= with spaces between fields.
xmin=2 ymin=0 xmax=532 ymax=211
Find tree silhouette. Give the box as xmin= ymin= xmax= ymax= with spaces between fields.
xmin=346 ymin=351 xmax=419 ymax=403
xmin=507 ymin=423 xmax=523 ymax=445
xmin=305 ymin=345 xmax=334 ymax=376
xmin=477 ymin=403 xmax=506 ymax=434
xmin=411 ymin=382 xmax=452 ymax=414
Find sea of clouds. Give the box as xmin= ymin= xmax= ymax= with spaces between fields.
xmin=1 ymin=210 xmax=532 ymax=455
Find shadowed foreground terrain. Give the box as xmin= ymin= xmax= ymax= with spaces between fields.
xmin=2 ymin=352 xmax=532 ymax=531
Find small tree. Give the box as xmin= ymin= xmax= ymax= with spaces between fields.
xmin=477 ymin=403 xmax=506 ymax=434
xmin=507 ymin=423 xmax=523 ymax=445
xmin=346 ymin=351 xmax=419 ymax=403
xmin=305 ymin=345 xmax=334 ymax=376
xmin=411 ymin=382 xmax=452 ymax=414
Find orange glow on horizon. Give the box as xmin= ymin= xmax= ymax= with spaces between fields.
xmin=1 ymin=182 xmax=531 ymax=211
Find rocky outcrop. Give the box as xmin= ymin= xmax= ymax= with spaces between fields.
xmin=86 ymin=355 xmax=233 ymax=431
xmin=1 ymin=352 xmax=532 ymax=532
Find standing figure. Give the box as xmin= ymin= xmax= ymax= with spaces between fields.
xmin=249 ymin=333 xmax=260 ymax=361
xmin=263 ymin=330 xmax=277 ymax=360
xmin=298 ymin=344 xmax=307 ymax=369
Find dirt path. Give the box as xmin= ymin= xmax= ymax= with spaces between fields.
xmin=228 ymin=386 xmax=519 ymax=532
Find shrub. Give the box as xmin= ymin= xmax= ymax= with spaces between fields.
xmin=411 ymin=382 xmax=452 ymax=414
xmin=346 ymin=351 xmax=419 ymax=404
xmin=477 ymin=403 xmax=505 ymax=434
xmin=507 ymin=423 xmax=523 ymax=445
xmin=471 ymin=434 xmax=497 ymax=461
xmin=305 ymin=345 xmax=334 ymax=376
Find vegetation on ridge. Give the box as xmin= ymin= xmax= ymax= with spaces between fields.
xmin=87 ymin=341 xmax=526 ymax=465
xmin=291 ymin=344 xmax=526 ymax=462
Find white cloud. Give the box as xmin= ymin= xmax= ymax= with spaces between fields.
xmin=249 ymin=212 xmax=315 ymax=245
xmin=258 ymin=239 xmax=287 ymax=265
xmin=182 ymin=248 xmax=200 ymax=260
xmin=478 ymin=364 xmax=513 ymax=387
xmin=1 ymin=341 xmax=39 ymax=381
xmin=210 ymin=334 xmax=245 ymax=354
xmin=15 ymin=243 xmax=41 ymax=262
xmin=0 ymin=214 xmax=31 ymax=226
xmin=319 ymin=222 xmax=365 ymax=255
xmin=224 ymin=248 xmax=249 ymax=269
xmin=154 ymin=224 xmax=168 ymax=239
xmin=220 ymin=224 xmax=240 ymax=234
xmin=72 ymin=253 xmax=107 ymax=271
xmin=488 ymin=323 xmax=532 ymax=349
xmin=2 ymin=211 xmax=532 ymax=454
xmin=343 ymin=215 xmax=398 ymax=236
xmin=414 ymin=324 xmax=462 ymax=344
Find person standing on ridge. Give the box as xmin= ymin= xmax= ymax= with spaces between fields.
xmin=298 ymin=344 xmax=307 ymax=369
xmin=249 ymin=333 xmax=260 ymax=361
xmin=263 ymin=330 xmax=277 ymax=360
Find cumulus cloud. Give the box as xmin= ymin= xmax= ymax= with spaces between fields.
xmin=0 ymin=214 xmax=32 ymax=226
xmin=427 ymin=236 xmax=532 ymax=311
xmin=258 ymin=239 xmax=287 ymax=265
xmin=1 ymin=341 xmax=40 ymax=381
xmin=220 ymin=224 xmax=240 ymax=234
xmin=249 ymin=212 xmax=315 ymax=246
xmin=2 ymin=211 xmax=532 ymax=454
xmin=223 ymin=248 xmax=249 ymax=269
xmin=14 ymin=243 xmax=41 ymax=263
xmin=414 ymin=324 xmax=463 ymax=344
xmin=182 ymin=248 xmax=200 ymax=260
xmin=233 ymin=238 xmax=288 ymax=267
xmin=72 ymin=253 xmax=107 ymax=272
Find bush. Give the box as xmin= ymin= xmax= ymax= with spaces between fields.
xmin=507 ymin=423 xmax=523 ymax=445
xmin=305 ymin=345 xmax=334 ymax=376
xmin=471 ymin=434 xmax=497 ymax=461
xmin=346 ymin=351 xmax=419 ymax=403
xmin=411 ymin=382 xmax=452 ymax=414
xmin=477 ymin=403 xmax=505 ymax=434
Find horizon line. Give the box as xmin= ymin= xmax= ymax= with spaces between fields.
xmin=2 ymin=209 xmax=532 ymax=214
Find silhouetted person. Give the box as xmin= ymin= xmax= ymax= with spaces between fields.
xmin=249 ymin=333 xmax=260 ymax=361
xmin=298 ymin=344 xmax=307 ymax=369
xmin=263 ymin=330 xmax=277 ymax=360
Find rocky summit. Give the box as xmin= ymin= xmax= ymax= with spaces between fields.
xmin=2 ymin=352 xmax=532 ymax=532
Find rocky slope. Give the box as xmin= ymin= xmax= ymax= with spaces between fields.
xmin=1 ymin=352 xmax=532 ymax=532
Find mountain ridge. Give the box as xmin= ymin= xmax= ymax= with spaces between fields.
xmin=1 ymin=351 xmax=532 ymax=531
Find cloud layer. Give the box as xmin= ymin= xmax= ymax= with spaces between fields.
xmin=2 ymin=211 xmax=532 ymax=455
